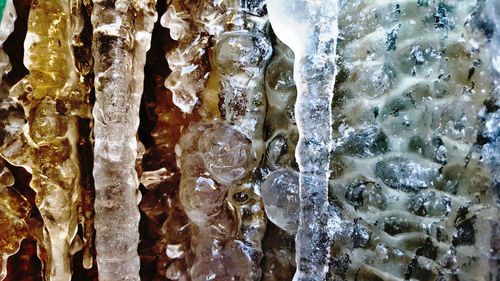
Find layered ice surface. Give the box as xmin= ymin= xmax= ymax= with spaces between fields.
xmin=0 ymin=0 xmax=498 ymax=280
xmin=267 ymin=1 xmax=340 ymax=280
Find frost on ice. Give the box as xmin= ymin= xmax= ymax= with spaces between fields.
xmin=267 ymin=0 xmax=341 ymax=280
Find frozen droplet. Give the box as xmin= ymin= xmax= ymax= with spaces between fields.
xmin=261 ymin=169 xmax=300 ymax=234
xmin=198 ymin=122 xmax=251 ymax=185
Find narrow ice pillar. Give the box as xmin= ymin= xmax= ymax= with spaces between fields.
xmin=267 ymin=1 xmax=340 ymax=280
xmin=91 ymin=1 xmax=156 ymax=280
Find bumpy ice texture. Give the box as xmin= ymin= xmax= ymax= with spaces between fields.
xmin=153 ymin=1 xmax=271 ymax=280
xmin=0 ymin=1 xmax=92 ymax=280
xmin=91 ymin=0 xmax=157 ymax=280
xmin=0 ymin=159 xmax=30 ymax=281
xmin=260 ymin=36 xmax=299 ymax=281
xmin=267 ymin=1 xmax=341 ymax=280
xmin=0 ymin=0 xmax=14 ymax=82
xmin=327 ymin=0 xmax=499 ymax=279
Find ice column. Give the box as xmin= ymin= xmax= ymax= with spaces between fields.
xmin=0 ymin=159 xmax=30 ymax=281
xmin=267 ymin=1 xmax=340 ymax=280
xmin=91 ymin=1 xmax=156 ymax=280
xmin=1 ymin=0 xmax=92 ymax=280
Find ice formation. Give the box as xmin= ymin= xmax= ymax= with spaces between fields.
xmin=137 ymin=1 xmax=272 ymax=280
xmin=0 ymin=2 xmax=30 ymax=279
xmin=91 ymin=0 xmax=157 ymax=280
xmin=0 ymin=0 xmax=92 ymax=280
xmin=267 ymin=1 xmax=340 ymax=280
xmin=327 ymin=0 xmax=499 ymax=279
xmin=259 ymin=35 xmax=299 ymax=281
xmin=0 ymin=0 xmax=14 ymax=82
xmin=0 ymin=159 xmax=30 ymax=281
xmin=0 ymin=0 xmax=21 ymax=147
xmin=0 ymin=0 xmax=498 ymax=280
xmin=177 ymin=121 xmax=254 ymax=280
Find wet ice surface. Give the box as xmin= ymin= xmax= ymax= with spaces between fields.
xmin=178 ymin=121 xmax=263 ymax=281
xmin=327 ymin=0 xmax=499 ymax=280
xmin=261 ymin=170 xmax=300 ymax=234
xmin=267 ymin=1 xmax=340 ymax=280
xmin=262 ymin=0 xmax=499 ymax=279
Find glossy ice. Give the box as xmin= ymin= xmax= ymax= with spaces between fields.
xmin=91 ymin=0 xmax=157 ymax=280
xmin=267 ymin=1 xmax=341 ymax=280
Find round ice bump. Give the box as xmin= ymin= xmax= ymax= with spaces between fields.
xmin=213 ymin=30 xmax=272 ymax=76
xmin=198 ymin=122 xmax=252 ymax=185
xmin=261 ymin=169 xmax=300 ymax=234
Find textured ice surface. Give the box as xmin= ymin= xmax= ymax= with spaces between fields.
xmin=267 ymin=1 xmax=340 ymax=280
xmin=92 ymin=1 xmax=157 ymax=280
xmin=0 ymin=0 xmax=20 ymax=148
xmin=260 ymin=36 xmax=299 ymax=280
xmin=328 ymin=0 xmax=499 ymax=279
xmin=156 ymin=1 xmax=271 ymax=280
xmin=262 ymin=169 xmax=300 ymax=234
xmin=0 ymin=0 xmax=14 ymax=81
xmin=0 ymin=1 xmax=499 ymax=280
xmin=0 ymin=159 xmax=30 ymax=281
xmin=178 ymin=121 xmax=262 ymax=281
xmin=481 ymin=0 xmax=500 ymax=198
xmin=0 ymin=1 xmax=92 ymax=280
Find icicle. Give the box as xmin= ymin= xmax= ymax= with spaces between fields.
xmin=0 ymin=0 xmax=91 ymax=280
xmin=260 ymin=36 xmax=298 ymax=281
xmin=0 ymin=0 xmax=22 ymax=145
xmin=157 ymin=1 xmax=270 ymax=279
xmin=91 ymin=0 xmax=157 ymax=280
xmin=267 ymin=1 xmax=341 ymax=280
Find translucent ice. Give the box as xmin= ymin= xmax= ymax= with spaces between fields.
xmin=261 ymin=169 xmax=300 ymax=234
xmin=485 ymin=0 xmax=500 ymax=73
xmin=0 ymin=0 xmax=15 ymax=80
xmin=92 ymin=1 xmax=157 ymax=280
xmin=267 ymin=1 xmax=340 ymax=280
xmin=178 ymin=121 xmax=261 ymax=281
xmin=1 ymin=1 xmax=92 ymax=280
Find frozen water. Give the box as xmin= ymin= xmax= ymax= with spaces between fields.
xmin=198 ymin=122 xmax=252 ymax=185
xmin=261 ymin=170 xmax=300 ymax=234
xmin=375 ymin=156 xmax=439 ymax=192
xmin=267 ymin=0 xmax=340 ymax=280
xmin=485 ymin=0 xmax=500 ymax=73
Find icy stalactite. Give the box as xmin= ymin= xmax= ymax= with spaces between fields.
xmin=178 ymin=121 xmax=262 ymax=281
xmin=137 ymin=6 xmax=191 ymax=278
xmin=0 ymin=0 xmax=22 ymax=147
xmin=212 ymin=4 xmax=271 ymax=279
xmin=267 ymin=1 xmax=340 ymax=280
xmin=138 ymin=33 xmax=190 ymax=281
xmin=0 ymin=159 xmax=31 ymax=281
xmin=0 ymin=0 xmax=91 ymax=280
xmin=91 ymin=0 xmax=157 ymax=280
xmin=0 ymin=3 xmax=30 ymax=278
xmin=69 ymin=0 xmax=95 ymax=270
xmin=211 ymin=4 xmax=272 ymax=159
xmin=156 ymin=1 xmax=270 ymax=279
xmin=327 ymin=0 xmax=499 ymax=279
